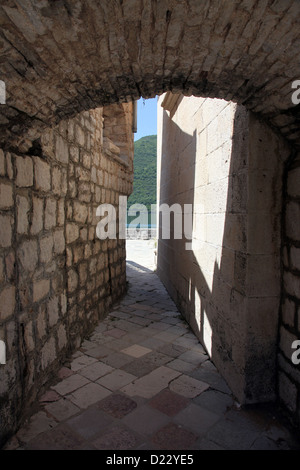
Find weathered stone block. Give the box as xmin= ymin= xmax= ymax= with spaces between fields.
xmin=31 ymin=196 xmax=43 ymax=235
xmin=57 ymin=324 xmax=67 ymax=350
xmin=37 ymin=306 xmax=47 ymax=339
xmin=66 ymin=223 xmax=79 ymax=244
xmin=78 ymin=262 xmax=87 ymax=284
xmin=52 ymin=166 xmax=62 ymax=195
xmin=24 ymin=321 xmax=35 ymax=351
xmin=0 ymin=285 xmax=15 ymax=321
xmin=75 ymin=125 xmax=85 ymax=147
xmin=16 ymin=195 xmax=29 ymax=235
xmin=53 ymin=229 xmax=65 ymax=255
xmin=61 ymin=292 xmax=67 ymax=315
xmin=282 ymin=297 xmax=296 ymax=328
xmin=287 ymin=167 xmax=300 ymax=198
xmin=73 ymin=201 xmax=88 ymax=224
xmin=69 ymin=145 xmax=79 ymax=162
xmin=0 ymin=149 xmax=5 ymax=176
xmin=279 ymin=372 xmax=297 ymax=413
xmin=55 ymin=135 xmax=69 ymax=164
xmin=0 ymin=214 xmax=12 ymax=248
xmin=6 ymin=153 xmax=13 ymax=180
xmin=17 ymin=239 xmax=38 ymax=272
xmin=82 ymin=153 xmax=91 ymax=169
xmin=34 ymin=157 xmax=51 ymax=192
xmin=284 ymin=271 xmax=300 ymax=299
xmin=57 ymin=199 xmax=65 ymax=226
xmin=33 ymin=279 xmax=50 ymax=303
xmin=47 ymin=296 xmax=59 ymax=327
xmin=68 ymin=269 xmax=78 ymax=293
xmin=45 ymin=199 xmax=56 ymax=230
xmin=41 ymin=337 xmax=56 ymax=370
xmin=290 ymin=246 xmax=300 ymax=272
xmin=286 ymin=201 xmax=300 ymax=241
xmin=0 ymin=183 xmax=13 ymax=209
xmin=0 ymin=257 xmax=4 ymax=283
xmin=40 ymin=234 xmax=53 ymax=264
xmin=15 ymin=156 xmax=33 ymax=187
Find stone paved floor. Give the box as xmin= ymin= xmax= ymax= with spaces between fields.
xmin=3 ymin=240 xmax=300 ymax=451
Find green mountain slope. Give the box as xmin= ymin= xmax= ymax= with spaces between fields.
xmin=127 ymin=135 xmax=157 ymax=218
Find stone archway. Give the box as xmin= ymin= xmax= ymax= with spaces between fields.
xmin=0 ymin=0 xmax=300 ymax=151
xmin=1 ymin=0 xmax=300 ymax=442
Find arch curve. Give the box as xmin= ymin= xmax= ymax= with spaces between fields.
xmin=0 ymin=0 xmax=300 ymax=152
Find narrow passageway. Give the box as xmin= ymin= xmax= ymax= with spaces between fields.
xmin=4 ymin=241 xmax=300 ymax=450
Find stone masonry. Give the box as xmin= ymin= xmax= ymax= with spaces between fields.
xmin=0 ymin=0 xmax=300 ymax=446
xmin=0 ymin=1 xmax=300 ymax=154
xmin=157 ymin=93 xmax=300 ymax=423
xmin=0 ymin=103 xmax=134 ymax=446
xmin=278 ymin=152 xmax=300 ymax=423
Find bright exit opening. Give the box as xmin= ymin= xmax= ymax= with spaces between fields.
xmin=126 ymin=97 xmax=158 ymax=270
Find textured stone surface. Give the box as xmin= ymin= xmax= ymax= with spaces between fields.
xmin=0 ymin=1 xmax=300 ymax=154
xmin=278 ymin=153 xmax=300 ymax=423
xmin=157 ymin=93 xmax=291 ymax=408
xmin=0 ymin=102 xmax=134 ymax=445
xmin=2 ymin=252 xmax=300 ymax=451
xmin=98 ymin=394 xmax=137 ymax=419
xmin=1 ymin=0 xmax=300 ymax=446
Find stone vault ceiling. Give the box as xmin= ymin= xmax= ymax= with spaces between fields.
xmin=0 ymin=0 xmax=300 ymax=152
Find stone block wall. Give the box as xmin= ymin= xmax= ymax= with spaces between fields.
xmin=278 ymin=153 xmax=300 ymax=426
xmin=0 ymin=104 xmax=134 ymax=445
xmin=157 ymin=93 xmax=291 ymax=405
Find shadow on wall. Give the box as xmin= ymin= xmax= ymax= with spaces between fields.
xmin=157 ymin=102 xmax=285 ymax=405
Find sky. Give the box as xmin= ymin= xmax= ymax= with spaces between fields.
xmin=134 ymin=96 xmax=158 ymax=141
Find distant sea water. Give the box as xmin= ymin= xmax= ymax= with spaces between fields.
xmin=126 ymin=224 xmax=157 ymax=228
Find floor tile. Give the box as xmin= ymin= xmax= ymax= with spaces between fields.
xmin=102 ymin=351 xmax=134 ymax=368
xmin=70 ymin=354 xmax=98 ymax=372
xmin=98 ymin=393 xmax=137 ymax=418
xmin=177 ymin=350 xmax=208 ymax=365
xmin=51 ymin=374 xmax=90 ymax=396
xmin=26 ymin=424 xmax=85 ymax=450
xmin=122 ymin=404 xmax=170 ymax=436
xmin=193 ymin=389 xmax=234 ymax=415
xmin=83 ymin=344 xmax=114 ymax=359
xmin=157 ymin=342 xmax=188 ymax=358
xmin=16 ymin=411 xmax=58 ymax=444
xmin=151 ymin=423 xmax=198 ymax=450
xmin=122 ymin=351 xmax=171 ymax=378
xmin=45 ymin=398 xmax=81 ymax=421
xmin=205 ymin=409 xmax=267 ymax=450
xmin=190 ymin=366 xmax=231 ymax=394
xmin=104 ymin=328 xmax=127 ymax=339
xmin=92 ymin=425 xmax=139 ymax=450
xmin=67 ymin=407 xmax=113 ymax=439
xmin=174 ymin=403 xmax=220 ymax=436
xmin=121 ymin=366 xmax=181 ymax=399
xmin=39 ymin=390 xmax=61 ymax=403
xmin=77 ymin=361 xmax=114 ymax=381
xmin=57 ymin=367 xmax=74 ymax=379
xmin=167 ymin=358 xmax=197 ymax=373
xmin=169 ymin=374 xmax=209 ymax=398
xmin=139 ymin=337 xmax=166 ymax=350
xmin=149 ymin=389 xmax=189 ymax=417
xmin=67 ymin=382 xmax=111 ymax=409
xmin=121 ymin=344 xmax=152 ymax=358
xmin=97 ymin=369 xmax=137 ymax=391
